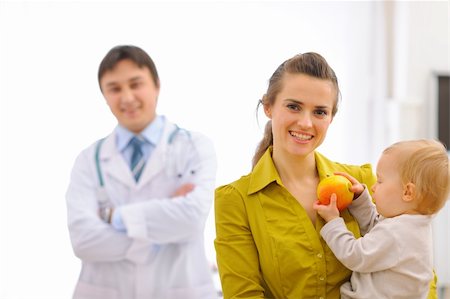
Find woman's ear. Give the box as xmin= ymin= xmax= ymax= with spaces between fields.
xmin=402 ymin=182 xmax=416 ymax=202
xmin=264 ymin=106 xmax=272 ymax=119
xmin=262 ymin=96 xmax=272 ymax=119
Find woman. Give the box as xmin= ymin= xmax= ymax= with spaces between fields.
xmin=214 ymin=52 xmax=436 ymax=298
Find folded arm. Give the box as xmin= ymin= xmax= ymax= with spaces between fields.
xmin=119 ymin=134 xmax=217 ymax=244
xmin=66 ymin=151 xmax=135 ymax=263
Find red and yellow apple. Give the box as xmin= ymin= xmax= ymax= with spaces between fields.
xmin=317 ymin=175 xmax=354 ymax=211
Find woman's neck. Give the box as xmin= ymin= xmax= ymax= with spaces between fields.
xmin=272 ymin=147 xmax=318 ymax=184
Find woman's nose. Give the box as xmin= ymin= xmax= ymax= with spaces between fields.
xmin=297 ymin=112 xmax=313 ymax=128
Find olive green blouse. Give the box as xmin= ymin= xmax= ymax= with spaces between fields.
xmin=215 ymin=148 xmax=437 ymax=299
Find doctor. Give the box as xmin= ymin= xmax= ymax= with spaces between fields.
xmin=66 ymin=45 xmax=218 ymax=299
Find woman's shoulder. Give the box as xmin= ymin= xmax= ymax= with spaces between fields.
xmin=216 ymin=174 xmax=252 ymax=197
xmin=315 ymin=151 xmax=375 ymax=185
xmin=316 ymin=151 xmax=371 ymax=170
xmin=333 ymin=160 xmax=373 ymax=174
xmin=214 ymin=175 xmax=254 ymax=216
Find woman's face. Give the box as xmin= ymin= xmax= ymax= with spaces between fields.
xmin=264 ymin=73 xmax=336 ymax=159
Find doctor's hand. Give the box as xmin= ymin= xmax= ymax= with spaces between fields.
xmin=172 ymin=183 xmax=195 ymax=198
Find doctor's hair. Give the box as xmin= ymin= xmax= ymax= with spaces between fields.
xmin=98 ymin=45 xmax=160 ymax=91
xmin=252 ymin=52 xmax=340 ymax=168
xmin=383 ymin=139 xmax=450 ymax=215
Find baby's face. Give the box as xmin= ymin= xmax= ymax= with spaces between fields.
xmin=372 ymin=152 xmax=407 ymax=217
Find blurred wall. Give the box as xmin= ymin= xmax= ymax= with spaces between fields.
xmin=0 ymin=1 xmax=448 ymax=298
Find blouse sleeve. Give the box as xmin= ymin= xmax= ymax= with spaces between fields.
xmin=214 ymin=185 xmax=266 ymax=299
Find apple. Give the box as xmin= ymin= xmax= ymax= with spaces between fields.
xmin=317 ymin=175 xmax=354 ymax=211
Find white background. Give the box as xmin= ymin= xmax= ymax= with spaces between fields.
xmin=0 ymin=1 xmax=449 ymax=298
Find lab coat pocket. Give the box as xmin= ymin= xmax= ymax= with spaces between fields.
xmin=73 ymin=281 xmax=119 ymax=299
xmin=166 ymin=284 xmax=217 ymax=299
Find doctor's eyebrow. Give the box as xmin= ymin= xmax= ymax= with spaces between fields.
xmin=103 ymin=76 xmax=144 ymax=88
xmin=128 ymin=76 xmax=144 ymax=83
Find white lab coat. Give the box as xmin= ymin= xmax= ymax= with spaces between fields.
xmin=66 ymin=119 xmax=218 ymax=299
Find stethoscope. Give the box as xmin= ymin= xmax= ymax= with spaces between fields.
xmin=94 ymin=126 xmax=196 ymax=221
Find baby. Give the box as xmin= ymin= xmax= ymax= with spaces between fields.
xmin=314 ymin=139 xmax=450 ymax=299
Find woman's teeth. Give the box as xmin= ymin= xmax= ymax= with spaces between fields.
xmin=290 ymin=131 xmax=312 ymax=140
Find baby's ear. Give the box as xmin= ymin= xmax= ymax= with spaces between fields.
xmin=402 ymin=182 xmax=416 ymax=202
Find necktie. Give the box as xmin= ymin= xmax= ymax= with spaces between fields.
xmin=130 ymin=136 xmax=145 ymax=182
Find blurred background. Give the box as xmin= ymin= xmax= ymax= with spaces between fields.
xmin=0 ymin=0 xmax=449 ymax=298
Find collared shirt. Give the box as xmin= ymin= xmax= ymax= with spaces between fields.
xmin=215 ymin=147 xmax=376 ymax=299
xmin=115 ymin=115 xmax=165 ymax=168
xmin=111 ymin=115 xmax=165 ymax=231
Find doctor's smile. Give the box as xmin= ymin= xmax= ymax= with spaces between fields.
xmin=121 ymin=107 xmax=142 ymax=117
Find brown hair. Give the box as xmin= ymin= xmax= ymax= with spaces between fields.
xmin=252 ymin=52 xmax=340 ymax=168
xmin=384 ymin=139 xmax=450 ymax=215
xmin=98 ymin=45 xmax=160 ymax=91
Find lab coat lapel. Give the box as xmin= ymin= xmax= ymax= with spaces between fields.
xmin=100 ymin=134 xmax=136 ymax=188
xmin=137 ymin=121 xmax=175 ymax=187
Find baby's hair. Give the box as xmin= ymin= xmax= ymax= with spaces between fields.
xmin=383 ymin=139 xmax=450 ymax=214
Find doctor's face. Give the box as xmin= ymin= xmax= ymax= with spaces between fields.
xmin=100 ymin=59 xmax=160 ymax=134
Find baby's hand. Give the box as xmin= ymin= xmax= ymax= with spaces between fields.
xmin=334 ymin=171 xmax=364 ymax=198
xmin=313 ymin=194 xmax=340 ymax=222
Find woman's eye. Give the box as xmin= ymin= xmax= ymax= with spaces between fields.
xmin=287 ymin=103 xmax=300 ymax=111
xmin=314 ymin=110 xmax=328 ymax=117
